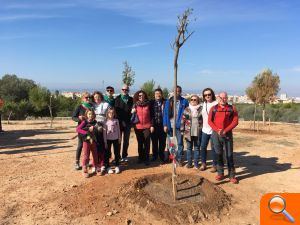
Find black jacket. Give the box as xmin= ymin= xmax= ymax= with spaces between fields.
xmin=72 ymin=105 xmax=88 ymax=126
xmin=115 ymin=95 xmax=133 ymax=127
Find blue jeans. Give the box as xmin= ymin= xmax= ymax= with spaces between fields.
xmin=186 ymin=136 xmax=200 ymax=166
xmin=211 ymin=131 xmax=235 ymax=177
xmin=168 ymin=128 xmax=184 ymax=162
xmin=200 ymin=132 xmax=217 ymax=166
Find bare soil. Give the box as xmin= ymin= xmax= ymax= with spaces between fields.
xmin=0 ymin=120 xmax=300 ymax=225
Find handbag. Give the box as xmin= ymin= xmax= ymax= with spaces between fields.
xmin=130 ymin=112 xmax=139 ymax=124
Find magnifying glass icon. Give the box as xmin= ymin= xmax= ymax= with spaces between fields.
xmin=268 ymin=195 xmax=295 ymax=223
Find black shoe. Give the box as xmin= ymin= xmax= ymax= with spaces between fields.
xmin=0 ymin=130 xmax=4 ymax=133
xmin=137 ymin=159 xmax=143 ymax=164
xmin=144 ymin=161 xmax=150 ymax=166
xmin=151 ymin=157 xmax=157 ymax=162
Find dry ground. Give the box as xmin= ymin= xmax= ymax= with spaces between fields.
xmin=0 ymin=120 xmax=299 ymax=225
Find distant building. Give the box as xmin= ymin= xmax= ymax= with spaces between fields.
xmin=280 ymin=93 xmax=288 ymax=100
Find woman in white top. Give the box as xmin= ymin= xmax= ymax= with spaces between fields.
xmin=200 ymin=88 xmax=218 ymax=171
xmin=92 ymin=91 xmax=109 ymax=123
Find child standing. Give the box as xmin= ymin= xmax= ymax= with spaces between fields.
xmin=76 ymin=109 xmax=101 ymax=178
xmin=105 ymin=108 xmax=121 ymax=174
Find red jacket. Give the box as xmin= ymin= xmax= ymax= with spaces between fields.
xmin=135 ymin=104 xmax=152 ymax=129
xmin=208 ymin=104 xmax=238 ymax=134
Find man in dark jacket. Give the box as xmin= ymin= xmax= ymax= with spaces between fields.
xmin=114 ymin=84 xmax=133 ymax=162
xmin=72 ymin=92 xmax=93 ymax=170
xmin=150 ymin=88 xmax=166 ymax=163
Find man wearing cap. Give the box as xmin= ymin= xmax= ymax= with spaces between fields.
xmin=115 ymin=84 xmax=134 ymax=162
xmin=208 ymin=91 xmax=239 ymax=184
xmin=104 ymin=86 xmax=115 ymax=107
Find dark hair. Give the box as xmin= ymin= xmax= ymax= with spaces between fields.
xmin=154 ymin=88 xmax=162 ymax=94
xmin=92 ymin=91 xmax=104 ymax=102
xmin=176 ymin=85 xmax=182 ymax=92
xmin=202 ymin=88 xmax=216 ymax=102
xmin=106 ymin=86 xmax=114 ymax=91
xmin=133 ymin=90 xmax=149 ymax=103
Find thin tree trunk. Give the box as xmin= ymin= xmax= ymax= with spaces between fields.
xmin=7 ymin=111 xmax=12 ymax=124
xmin=262 ymin=104 xmax=266 ymax=126
xmin=253 ymin=103 xmax=257 ymax=130
xmin=49 ymin=95 xmax=53 ymax=128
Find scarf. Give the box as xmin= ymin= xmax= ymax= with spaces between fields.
xmin=82 ymin=102 xmax=92 ymax=110
xmin=189 ymin=104 xmax=201 ymax=117
xmin=120 ymin=94 xmax=129 ymax=104
xmin=104 ymin=95 xmax=114 ymax=106
xmin=135 ymin=100 xmax=150 ymax=107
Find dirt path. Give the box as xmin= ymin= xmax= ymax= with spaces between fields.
xmin=0 ymin=120 xmax=299 ymax=225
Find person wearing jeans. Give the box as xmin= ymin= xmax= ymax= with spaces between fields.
xmin=115 ymin=84 xmax=133 ymax=162
xmin=163 ymin=85 xmax=188 ymax=166
xmin=208 ymin=91 xmax=239 ymax=184
xmin=200 ymin=88 xmax=218 ymax=171
xmin=181 ymin=95 xmax=202 ymax=169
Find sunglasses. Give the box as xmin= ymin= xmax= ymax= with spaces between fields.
xmin=122 ymin=89 xmax=129 ymax=91
xmin=190 ymin=99 xmax=197 ymax=101
xmin=204 ymin=93 xmax=212 ymax=97
xmin=107 ymin=89 xmax=114 ymax=92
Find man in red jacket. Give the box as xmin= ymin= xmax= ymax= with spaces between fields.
xmin=208 ymin=92 xmax=239 ymax=184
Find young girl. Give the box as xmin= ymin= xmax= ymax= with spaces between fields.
xmin=105 ymin=108 xmax=121 ymax=174
xmin=76 ymin=109 xmax=102 ymax=177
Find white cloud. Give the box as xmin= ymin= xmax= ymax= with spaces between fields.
xmin=3 ymin=2 xmax=77 ymax=10
xmin=113 ymin=42 xmax=151 ymax=49
xmin=0 ymin=14 xmax=64 ymax=22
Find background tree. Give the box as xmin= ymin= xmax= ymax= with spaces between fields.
xmin=251 ymin=69 xmax=280 ymax=125
xmin=122 ymin=61 xmax=135 ymax=87
xmin=29 ymin=86 xmax=54 ymax=127
xmin=0 ymin=74 xmax=36 ymax=102
xmin=246 ymin=84 xmax=258 ymax=130
xmin=162 ymin=88 xmax=169 ymax=99
xmin=141 ymin=79 xmax=156 ymax=100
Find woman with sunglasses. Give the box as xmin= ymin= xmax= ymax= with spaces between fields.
xmin=181 ymin=95 xmax=202 ymax=169
xmin=200 ymin=88 xmax=218 ymax=171
xmin=131 ymin=90 xmax=152 ymax=165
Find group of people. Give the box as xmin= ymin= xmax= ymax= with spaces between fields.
xmin=72 ymin=84 xmax=239 ymax=184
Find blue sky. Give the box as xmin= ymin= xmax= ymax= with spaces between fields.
xmin=1 ymin=0 xmax=300 ymax=96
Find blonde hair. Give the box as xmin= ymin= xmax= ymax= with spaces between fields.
xmin=190 ymin=95 xmax=200 ymax=104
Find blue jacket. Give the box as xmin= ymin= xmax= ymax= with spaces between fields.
xmin=163 ymin=96 xmax=188 ymax=130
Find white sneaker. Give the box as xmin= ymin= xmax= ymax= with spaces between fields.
xmin=122 ymin=157 xmax=128 ymax=162
xmin=107 ymin=167 xmax=114 ymax=174
xmin=115 ymin=166 xmax=120 ymax=174
xmin=91 ymin=167 xmax=96 ymax=173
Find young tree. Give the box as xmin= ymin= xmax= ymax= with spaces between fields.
xmin=29 ymin=86 xmax=54 ymax=127
xmin=162 ymin=88 xmax=169 ymax=99
xmin=141 ymin=79 xmax=155 ymax=100
xmin=252 ymin=69 xmax=280 ymax=125
xmin=171 ymin=8 xmax=195 ymax=200
xmin=246 ymin=85 xmax=258 ymax=130
xmin=122 ymin=61 xmax=135 ymax=87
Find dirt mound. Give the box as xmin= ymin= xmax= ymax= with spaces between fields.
xmin=115 ymin=173 xmax=231 ymax=224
